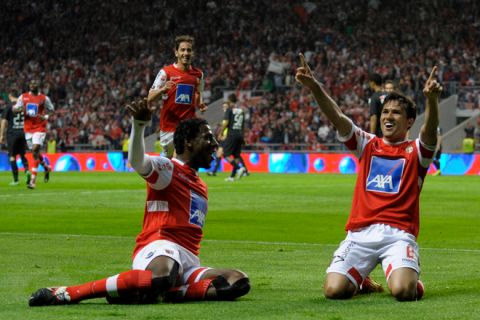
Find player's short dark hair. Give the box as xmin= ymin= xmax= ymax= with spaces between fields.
xmin=174 ymin=118 xmax=208 ymax=154
xmin=228 ymin=93 xmax=237 ymax=104
xmin=175 ymin=35 xmax=194 ymax=50
xmin=383 ymin=92 xmax=417 ymax=121
xmin=369 ymin=73 xmax=382 ymax=86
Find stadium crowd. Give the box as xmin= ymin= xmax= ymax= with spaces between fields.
xmin=1 ymin=0 xmax=479 ymax=150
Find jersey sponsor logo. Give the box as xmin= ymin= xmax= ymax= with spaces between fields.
xmin=175 ymin=84 xmax=194 ymax=104
xmin=189 ymin=191 xmax=207 ymax=228
xmin=366 ymin=156 xmax=405 ymax=193
xmin=26 ymin=103 xmax=39 ymax=117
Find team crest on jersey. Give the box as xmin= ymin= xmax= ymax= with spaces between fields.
xmin=26 ymin=103 xmax=39 ymax=117
xmin=175 ymin=84 xmax=194 ymax=104
xmin=189 ymin=191 xmax=207 ymax=228
xmin=405 ymin=146 xmax=413 ymax=154
xmin=366 ymin=156 xmax=405 ymax=193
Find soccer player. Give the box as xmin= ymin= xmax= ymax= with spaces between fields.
xmin=13 ymin=80 xmax=54 ymax=189
xmin=29 ymin=99 xmax=250 ymax=306
xmin=0 ymin=91 xmax=31 ymax=186
xmin=368 ymin=73 xmax=388 ymax=137
xmin=221 ymin=95 xmax=247 ymax=181
xmin=148 ymin=35 xmax=207 ymax=158
xmin=296 ymin=54 xmax=441 ymax=301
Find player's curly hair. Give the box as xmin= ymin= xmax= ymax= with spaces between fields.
xmin=383 ymin=92 xmax=417 ymax=121
xmin=175 ymin=35 xmax=194 ymax=50
xmin=174 ymin=118 xmax=208 ymax=155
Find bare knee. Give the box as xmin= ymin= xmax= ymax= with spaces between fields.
xmin=324 ymin=273 xmax=356 ymax=299
xmin=390 ymin=280 xmax=417 ymax=301
xmin=388 ymin=268 xmax=418 ymax=301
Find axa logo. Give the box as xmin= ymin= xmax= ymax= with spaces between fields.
xmin=177 ymin=94 xmax=191 ymax=103
xmin=175 ymin=84 xmax=194 ymax=105
xmin=367 ymin=174 xmax=393 ymax=190
xmin=366 ymin=156 xmax=405 ymax=194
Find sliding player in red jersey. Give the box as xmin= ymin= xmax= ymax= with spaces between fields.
xmin=148 ymin=35 xmax=207 ymax=158
xmin=296 ymin=54 xmax=441 ymax=301
xmin=29 ymin=99 xmax=250 ymax=306
xmin=13 ymin=80 xmax=54 ymax=189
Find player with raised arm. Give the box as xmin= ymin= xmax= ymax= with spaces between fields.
xmin=13 ymin=80 xmax=54 ymax=189
xmin=29 ymin=99 xmax=250 ymax=306
xmin=0 ymin=91 xmax=31 ymax=186
xmin=296 ymin=54 xmax=441 ymax=301
xmin=148 ymin=35 xmax=207 ymax=158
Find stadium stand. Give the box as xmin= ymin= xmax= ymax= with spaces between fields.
xmin=1 ymin=0 xmax=479 ymax=151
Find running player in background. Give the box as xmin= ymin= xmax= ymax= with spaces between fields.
xmin=368 ymin=73 xmax=388 ymax=137
xmin=296 ymin=54 xmax=441 ymax=301
xmin=29 ymin=99 xmax=250 ymax=306
xmin=13 ymin=80 xmax=54 ymax=189
xmin=148 ymin=35 xmax=207 ymax=158
xmin=222 ymin=94 xmax=247 ymax=181
xmin=0 ymin=89 xmax=31 ymax=186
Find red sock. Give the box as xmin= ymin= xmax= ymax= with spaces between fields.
xmin=167 ymin=279 xmax=213 ymax=302
xmin=66 ymin=270 xmax=152 ymax=302
xmin=31 ymin=160 xmax=40 ymax=179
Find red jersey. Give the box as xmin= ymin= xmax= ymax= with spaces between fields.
xmin=151 ymin=64 xmax=203 ymax=132
xmin=15 ymin=92 xmax=54 ymax=133
xmin=340 ymin=123 xmax=435 ymax=237
xmin=133 ymin=157 xmax=208 ymax=258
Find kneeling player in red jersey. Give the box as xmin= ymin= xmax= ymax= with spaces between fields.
xmin=29 ymin=99 xmax=250 ymax=306
xmin=296 ymin=54 xmax=440 ymax=301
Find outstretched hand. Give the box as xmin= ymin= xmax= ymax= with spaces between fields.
xmin=126 ymin=98 xmax=155 ymax=122
xmin=295 ymin=53 xmax=318 ymax=89
xmin=423 ymin=66 xmax=443 ymax=101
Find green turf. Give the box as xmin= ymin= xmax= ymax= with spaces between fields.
xmin=0 ymin=171 xmax=479 ymax=320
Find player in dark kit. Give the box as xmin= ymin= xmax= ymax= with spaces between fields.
xmin=368 ymin=73 xmax=388 ymax=137
xmin=0 ymin=102 xmax=31 ymax=186
xmin=222 ymin=95 xmax=246 ymax=181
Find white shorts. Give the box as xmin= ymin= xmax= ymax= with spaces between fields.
xmin=159 ymin=131 xmax=174 ymax=158
xmin=132 ymin=240 xmax=210 ymax=285
xmin=25 ymin=132 xmax=47 ymax=149
xmin=326 ymin=223 xmax=420 ymax=288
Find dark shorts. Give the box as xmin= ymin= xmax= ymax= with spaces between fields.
xmin=7 ymin=132 xmax=27 ymax=156
xmin=223 ymin=134 xmax=243 ymax=158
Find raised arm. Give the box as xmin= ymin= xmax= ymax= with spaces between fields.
xmin=126 ymin=98 xmax=156 ymax=176
xmin=420 ymin=66 xmax=442 ymax=146
xmin=295 ymin=53 xmax=352 ymax=137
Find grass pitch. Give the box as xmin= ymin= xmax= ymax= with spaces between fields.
xmin=0 ymin=171 xmax=479 ymax=320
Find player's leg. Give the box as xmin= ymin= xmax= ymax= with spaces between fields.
xmin=29 ymin=269 xmax=158 ymax=306
xmin=381 ymin=236 xmax=423 ymax=301
xmin=19 ymin=135 xmax=31 ymax=185
xmin=28 ymin=144 xmax=41 ymax=188
xmin=324 ymin=228 xmax=380 ymax=299
xmin=238 ymin=155 xmax=249 ymax=176
xmin=165 ymin=268 xmax=250 ymax=302
xmin=7 ymin=134 xmax=19 ymax=185
xmin=232 ymin=138 xmax=246 ymax=179
xmin=29 ymin=241 xmax=181 ymax=306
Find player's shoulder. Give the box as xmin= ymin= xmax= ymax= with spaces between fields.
xmin=150 ymin=155 xmax=174 ymax=171
xmin=190 ymin=66 xmax=203 ymax=76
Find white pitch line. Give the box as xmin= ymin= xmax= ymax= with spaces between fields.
xmin=1 ymin=232 xmax=479 ymax=254
xmin=0 ymin=190 xmax=144 ymax=198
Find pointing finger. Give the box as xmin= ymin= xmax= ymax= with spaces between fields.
xmin=299 ymin=53 xmax=312 ymax=75
xmin=427 ymin=66 xmax=438 ymax=83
